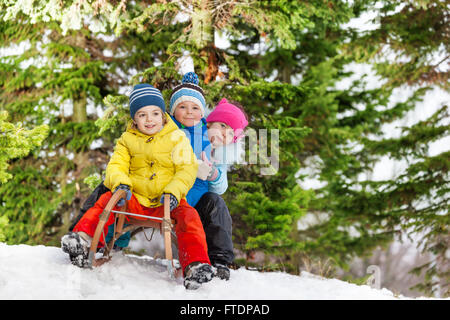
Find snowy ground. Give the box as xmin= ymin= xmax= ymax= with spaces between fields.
xmin=0 ymin=243 xmax=436 ymax=300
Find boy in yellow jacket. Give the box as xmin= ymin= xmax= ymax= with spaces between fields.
xmin=61 ymin=84 xmax=213 ymax=289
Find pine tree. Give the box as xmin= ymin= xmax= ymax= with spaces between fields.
xmin=0 ymin=111 xmax=48 ymax=183
xmin=0 ymin=3 xmax=178 ymax=244
xmin=0 ymin=13 xmax=104 ymax=243
xmin=335 ymin=0 xmax=450 ymax=296
xmin=278 ymin=0 xmax=449 ymax=295
xmin=0 ymin=110 xmax=48 ymax=241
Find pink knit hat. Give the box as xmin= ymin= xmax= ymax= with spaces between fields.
xmin=206 ymin=98 xmax=249 ymax=142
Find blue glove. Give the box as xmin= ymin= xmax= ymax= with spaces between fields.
xmin=115 ymin=184 xmax=132 ymax=207
xmin=160 ymin=193 xmax=178 ymax=212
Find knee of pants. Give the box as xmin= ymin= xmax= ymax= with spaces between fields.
xmin=173 ymin=203 xmax=204 ymax=234
xmin=198 ymin=192 xmax=224 ymax=209
xmin=197 ymin=192 xmax=230 ymax=215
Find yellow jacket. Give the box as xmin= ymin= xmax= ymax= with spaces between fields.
xmin=104 ymin=114 xmax=198 ymax=208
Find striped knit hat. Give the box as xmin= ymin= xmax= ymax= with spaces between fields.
xmin=129 ymin=84 xmax=165 ymax=119
xmin=169 ymin=72 xmax=206 ymax=116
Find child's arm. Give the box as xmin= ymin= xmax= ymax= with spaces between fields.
xmin=163 ymin=133 xmax=198 ymax=203
xmin=199 ymin=147 xmax=228 ymax=195
xmin=208 ymin=163 xmax=228 ymax=195
xmin=104 ymin=135 xmax=132 ymax=192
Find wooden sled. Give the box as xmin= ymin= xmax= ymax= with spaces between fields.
xmin=86 ymin=190 xmax=181 ymax=279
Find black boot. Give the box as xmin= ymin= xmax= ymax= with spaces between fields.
xmin=61 ymin=232 xmax=91 ymax=268
xmin=213 ymin=263 xmax=230 ymax=280
xmin=183 ymin=262 xmax=214 ymax=290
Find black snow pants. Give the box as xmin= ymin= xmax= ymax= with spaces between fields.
xmin=69 ymin=183 xmax=235 ymax=266
xmin=194 ymin=192 xmax=235 ymax=266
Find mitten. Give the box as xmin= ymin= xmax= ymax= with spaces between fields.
xmin=197 ymin=159 xmax=212 ymax=180
xmin=160 ymin=193 xmax=179 ymax=212
xmin=206 ymin=165 xmax=219 ymax=181
xmin=200 ymin=151 xmax=218 ymax=181
xmin=114 ymin=184 xmax=132 ymax=207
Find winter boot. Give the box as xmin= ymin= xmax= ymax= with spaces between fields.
xmin=61 ymin=231 xmax=92 ymax=268
xmin=183 ymin=262 xmax=214 ymax=290
xmin=213 ymin=263 xmax=230 ymax=281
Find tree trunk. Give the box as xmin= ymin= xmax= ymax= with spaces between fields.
xmin=72 ymin=93 xmax=87 ymax=123
xmin=72 ymin=93 xmax=89 ymax=173
xmin=190 ymin=0 xmax=218 ymax=83
xmin=68 ymin=94 xmax=89 ymax=235
xmin=281 ymin=65 xmax=292 ymax=84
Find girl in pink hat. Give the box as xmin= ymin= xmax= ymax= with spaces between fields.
xmin=196 ymin=98 xmax=248 ymax=280
xmin=206 ymin=98 xmax=249 ymax=147
xmin=200 ymin=98 xmax=249 ymax=197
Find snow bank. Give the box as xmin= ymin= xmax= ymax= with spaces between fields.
xmin=0 ymin=243 xmax=424 ymax=300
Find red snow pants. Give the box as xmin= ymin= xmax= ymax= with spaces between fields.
xmin=73 ymin=192 xmax=210 ymax=272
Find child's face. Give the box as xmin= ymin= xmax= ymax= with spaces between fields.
xmin=173 ymin=101 xmax=203 ymax=127
xmin=134 ymin=105 xmax=164 ymax=135
xmin=207 ymin=122 xmax=235 ymax=147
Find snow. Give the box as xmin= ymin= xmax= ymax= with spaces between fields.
xmin=0 ymin=242 xmax=437 ymax=300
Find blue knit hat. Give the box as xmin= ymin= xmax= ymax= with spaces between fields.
xmin=169 ymin=72 xmax=206 ymax=116
xmin=129 ymin=84 xmax=165 ymax=119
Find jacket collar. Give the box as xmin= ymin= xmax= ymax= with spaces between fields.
xmin=170 ymin=115 xmax=207 ymax=134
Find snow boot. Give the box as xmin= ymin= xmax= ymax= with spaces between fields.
xmin=213 ymin=263 xmax=230 ymax=281
xmin=183 ymin=262 xmax=214 ymax=290
xmin=61 ymin=231 xmax=92 ymax=268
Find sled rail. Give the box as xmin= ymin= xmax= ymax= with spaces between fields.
xmin=87 ymin=191 xmax=179 ymax=278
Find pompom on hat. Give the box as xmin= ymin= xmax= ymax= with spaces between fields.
xmin=206 ymin=98 xmax=249 ymax=142
xmin=129 ymin=84 xmax=165 ymax=119
xmin=169 ymin=72 xmax=206 ymax=116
